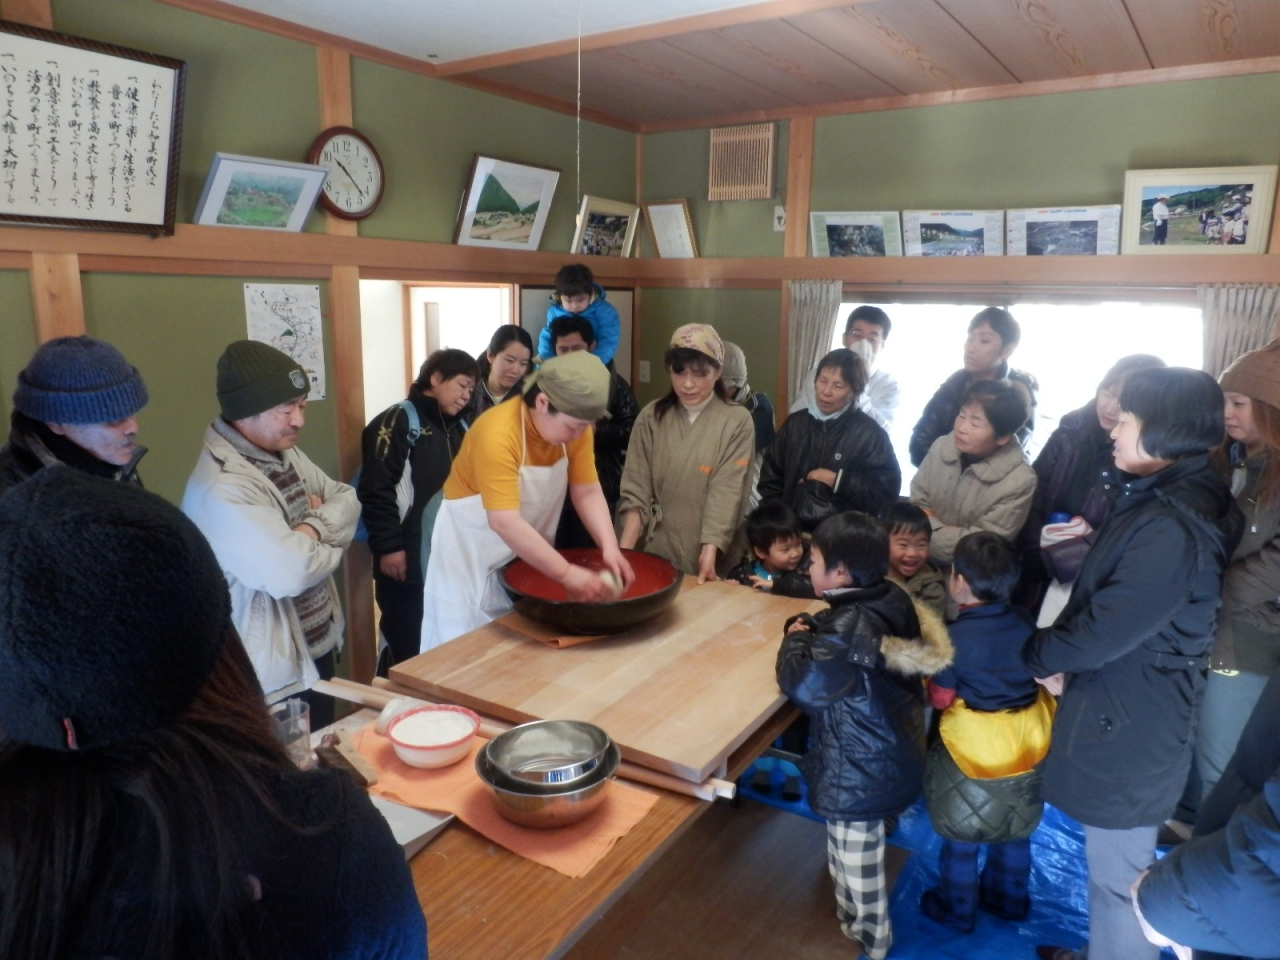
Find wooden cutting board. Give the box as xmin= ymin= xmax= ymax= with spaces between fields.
xmin=391 ymin=579 xmax=821 ymax=783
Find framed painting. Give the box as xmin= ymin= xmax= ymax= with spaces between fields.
xmin=571 ymin=194 xmax=640 ymax=257
xmin=642 ymin=199 xmax=698 ymax=258
xmin=1121 ymin=166 xmax=1277 ymax=254
xmin=454 ymin=154 xmax=559 ymax=250
xmin=1006 ymin=205 xmax=1122 ymax=256
xmin=0 ymin=21 xmax=186 ymax=235
xmin=810 ymin=211 xmax=902 ymax=257
xmin=193 ymin=154 xmax=328 ymax=231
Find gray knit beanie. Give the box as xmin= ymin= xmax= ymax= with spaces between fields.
xmin=217 ymin=340 xmax=310 ymax=421
xmin=13 ymin=336 xmax=148 ymax=424
xmin=721 ymin=342 xmax=748 ymax=390
xmin=0 ymin=469 xmax=230 ymax=751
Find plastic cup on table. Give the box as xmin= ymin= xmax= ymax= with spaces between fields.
xmin=270 ymin=697 xmax=314 ymax=769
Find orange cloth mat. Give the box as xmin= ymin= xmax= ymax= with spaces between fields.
xmin=352 ymin=723 xmax=658 ymax=878
xmin=494 ymin=609 xmax=609 ymax=648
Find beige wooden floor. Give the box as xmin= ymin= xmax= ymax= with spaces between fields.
xmin=563 ymin=796 xmax=908 ymax=960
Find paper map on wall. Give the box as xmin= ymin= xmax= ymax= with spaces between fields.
xmin=243 ymin=283 xmax=325 ymax=400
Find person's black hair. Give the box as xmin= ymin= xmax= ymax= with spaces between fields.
xmin=811 ymin=511 xmax=887 ymax=588
xmin=415 ymin=348 xmax=479 ymax=390
xmin=654 ymin=346 xmax=728 ymax=420
xmin=548 ymin=314 xmax=597 ymax=351
xmin=878 ymin=501 xmax=932 ymax=541
xmin=968 ymin=306 xmax=1020 ymax=347
xmin=477 ymin=325 xmax=534 ymax=389
xmin=1097 ymin=354 xmax=1165 ymax=393
xmin=844 ymin=305 xmax=891 ymax=339
xmin=960 ymin=379 xmax=1030 ymax=440
xmin=745 ymin=501 xmax=802 ymax=553
xmin=520 ymin=383 xmax=558 ymax=414
xmin=1120 ymin=366 xmax=1225 ymax=460
xmin=951 ymin=531 xmax=1021 ymax=603
xmin=814 ymin=348 xmax=869 ymax=401
xmin=553 ymin=263 xmax=595 ymax=299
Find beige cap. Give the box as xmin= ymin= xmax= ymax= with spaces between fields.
xmin=523 ymin=350 xmax=611 ymax=421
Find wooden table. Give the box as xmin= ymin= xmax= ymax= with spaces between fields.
xmin=392 ymin=579 xmax=819 ymax=782
xmin=409 ymin=706 xmax=796 ymax=960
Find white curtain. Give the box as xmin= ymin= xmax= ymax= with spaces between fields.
xmin=787 ymin=279 xmax=843 ymax=409
xmin=1200 ymin=284 xmax=1280 ymax=377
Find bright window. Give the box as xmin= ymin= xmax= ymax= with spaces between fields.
xmin=833 ymin=301 xmax=1204 ymax=489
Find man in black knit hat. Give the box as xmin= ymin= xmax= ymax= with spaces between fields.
xmin=1 ymin=335 xmax=149 ymax=496
xmin=182 ymin=340 xmax=358 ymax=726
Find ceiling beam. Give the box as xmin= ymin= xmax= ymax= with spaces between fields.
xmin=434 ymin=0 xmax=879 ymax=76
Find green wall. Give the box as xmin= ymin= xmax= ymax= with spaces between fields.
xmin=81 ymin=275 xmax=336 ymax=505
xmin=811 ymin=73 xmax=1280 ymax=214
xmin=352 ymin=61 xmax=636 ymax=247
xmin=0 ymin=271 xmax=36 ymax=425
xmin=636 ymin=288 xmax=782 ymax=406
xmin=641 ymin=125 xmax=789 ymax=259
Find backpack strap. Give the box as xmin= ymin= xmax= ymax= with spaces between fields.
xmin=399 ymin=399 xmax=422 ymax=446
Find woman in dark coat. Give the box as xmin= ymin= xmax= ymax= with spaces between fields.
xmin=758 ymin=349 xmax=900 ymax=533
xmin=1024 ymin=367 xmax=1242 ymax=960
xmin=1016 ymin=354 xmax=1165 ymax=609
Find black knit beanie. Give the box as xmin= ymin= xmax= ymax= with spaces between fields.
xmin=216 ymin=340 xmax=310 ymax=421
xmin=0 ymin=469 xmax=230 ymax=751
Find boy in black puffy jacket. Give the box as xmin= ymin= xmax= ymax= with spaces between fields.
xmin=776 ymin=511 xmax=952 ymax=960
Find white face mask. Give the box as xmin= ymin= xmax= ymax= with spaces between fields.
xmin=848 ymin=337 xmax=878 ymax=374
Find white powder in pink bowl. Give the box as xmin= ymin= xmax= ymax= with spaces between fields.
xmin=392 ymin=709 xmax=477 ymax=747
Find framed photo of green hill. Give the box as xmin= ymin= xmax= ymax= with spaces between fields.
xmin=193 ymin=154 xmax=327 ymax=232
xmin=1121 ymin=166 xmax=1276 ymax=255
xmin=455 ymin=154 xmax=560 ymax=250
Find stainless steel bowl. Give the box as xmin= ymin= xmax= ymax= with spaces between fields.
xmin=484 ymin=719 xmax=612 ymax=787
xmin=476 ymin=741 xmax=621 ymax=829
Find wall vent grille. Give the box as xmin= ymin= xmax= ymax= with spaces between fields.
xmin=708 ymin=123 xmax=775 ymax=201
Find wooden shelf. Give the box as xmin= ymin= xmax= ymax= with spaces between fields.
xmin=0 ymin=222 xmax=1272 ymax=293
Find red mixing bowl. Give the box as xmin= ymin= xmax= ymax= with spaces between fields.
xmin=501 ymin=548 xmax=681 ymax=634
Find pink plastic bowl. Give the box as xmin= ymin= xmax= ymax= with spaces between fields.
xmin=387 ymin=704 xmax=481 ymax=769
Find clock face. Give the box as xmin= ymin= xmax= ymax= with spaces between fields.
xmin=310 ymin=127 xmax=384 ymax=220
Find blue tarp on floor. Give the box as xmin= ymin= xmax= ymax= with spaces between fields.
xmin=740 ymin=760 xmax=1177 ymax=959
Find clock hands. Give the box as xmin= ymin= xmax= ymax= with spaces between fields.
xmin=333 ymin=157 xmax=365 ymax=198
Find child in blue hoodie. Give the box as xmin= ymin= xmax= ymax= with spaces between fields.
xmin=538 ymin=263 xmax=621 ymax=365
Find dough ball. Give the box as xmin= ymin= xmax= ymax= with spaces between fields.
xmin=598 ymin=569 xmax=624 ymax=600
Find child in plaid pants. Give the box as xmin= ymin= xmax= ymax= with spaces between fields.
xmin=921 ymin=533 xmax=1055 ymax=934
xmin=776 ymin=512 xmax=953 ymax=958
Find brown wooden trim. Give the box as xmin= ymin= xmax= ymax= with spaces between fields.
xmin=637 ymin=55 xmax=1280 ymax=134
xmin=315 ymin=47 xmax=361 ymax=238
xmin=1270 ymin=158 xmax=1280 ymax=255
xmin=631 ymin=286 xmax=643 ymax=387
xmin=777 ymin=281 xmax=791 ymax=413
xmin=0 ymin=250 xmax=30 ymax=269
xmin=435 ymin=0 xmax=872 ymax=76
xmin=151 ymin=0 xmax=439 ymax=78
xmin=442 ymin=72 xmax=637 ymax=132
xmin=782 ymin=117 xmax=813 ymax=258
xmin=0 ymin=0 xmax=52 ymax=29
xmin=635 ymin=133 xmax=644 ymax=207
xmin=30 ymin=252 xmax=85 ymax=341
xmin=77 ymin=256 xmax=328 ymax=278
xmin=401 ymin=282 xmax=415 ymax=387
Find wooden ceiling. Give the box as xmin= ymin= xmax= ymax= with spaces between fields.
xmin=434 ymin=0 xmax=1280 ymax=131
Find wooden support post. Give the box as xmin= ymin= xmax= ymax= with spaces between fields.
xmin=777 ymin=117 xmax=815 ymax=412
xmin=316 ymin=46 xmax=359 ymax=239
xmin=0 ymin=0 xmax=52 ymax=28
xmin=30 ymin=252 xmax=86 ymax=342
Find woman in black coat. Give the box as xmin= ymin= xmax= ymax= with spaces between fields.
xmin=1024 ymin=367 xmax=1242 ymax=960
xmin=758 ymin=349 xmax=900 ymax=533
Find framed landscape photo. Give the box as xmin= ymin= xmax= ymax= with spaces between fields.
xmin=194 ymin=154 xmax=327 ymax=231
xmin=810 ymin=211 xmax=902 ymax=257
xmin=0 ymin=21 xmax=186 ymax=235
xmin=1121 ymin=166 xmax=1277 ymax=254
xmin=455 ymin=154 xmax=559 ymax=250
xmin=572 ymin=195 xmax=640 ymax=257
xmin=1006 ymin=205 xmax=1122 ymax=256
xmin=902 ymin=210 xmax=1004 ymax=256
xmin=643 ymin=199 xmax=698 ymax=257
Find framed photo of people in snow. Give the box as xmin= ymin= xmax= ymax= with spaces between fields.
xmin=1121 ymin=166 xmax=1276 ymax=255
xmin=571 ymin=194 xmax=640 ymax=257
xmin=1006 ymin=205 xmax=1122 ymax=256
xmin=809 ymin=211 xmax=903 ymax=257
xmin=0 ymin=21 xmax=186 ymax=235
xmin=902 ymin=210 xmax=1004 ymax=257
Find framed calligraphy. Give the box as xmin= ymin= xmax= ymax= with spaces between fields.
xmin=0 ymin=21 xmax=185 ymax=235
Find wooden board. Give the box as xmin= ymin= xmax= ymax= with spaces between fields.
xmin=391 ymin=579 xmax=820 ymax=783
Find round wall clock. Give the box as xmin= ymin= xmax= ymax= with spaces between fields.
xmin=307 ymin=126 xmax=385 ymax=220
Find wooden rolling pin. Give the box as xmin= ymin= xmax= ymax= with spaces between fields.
xmin=316 ymin=677 xmax=736 ymax=801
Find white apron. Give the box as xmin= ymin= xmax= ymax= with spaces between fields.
xmin=420 ymin=413 xmax=567 ymax=652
